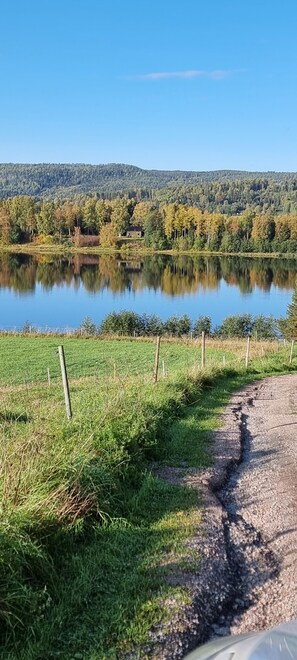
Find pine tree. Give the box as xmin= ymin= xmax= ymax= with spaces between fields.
xmin=284 ymin=284 xmax=297 ymax=339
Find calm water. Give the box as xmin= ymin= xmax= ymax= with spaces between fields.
xmin=0 ymin=252 xmax=295 ymax=330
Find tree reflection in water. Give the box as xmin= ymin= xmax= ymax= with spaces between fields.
xmin=0 ymin=252 xmax=296 ymax=296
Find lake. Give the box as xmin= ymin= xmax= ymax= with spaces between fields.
xmin=0 ymin=252 xmax=295 ymax=330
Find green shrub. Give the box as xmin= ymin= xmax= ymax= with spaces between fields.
xmin=193 ymin=316 xmax=212 ymax=336
xmin=215 ymin=314 xmax=253 ymax=338
xmin=142 ymin=314 xmax=164 ymax=336
xmin=78 ymin=316 xmax=97 ymax=336
xmin=163 ymin=315 xmax=191 ymax=336
xmin=252 ymin=315 xmax=279 ymax=339
xmin=100 ymin=311 xmax=144 ymax=335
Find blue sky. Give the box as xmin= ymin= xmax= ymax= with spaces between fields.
xmin=1 ymin=0 xmax=296 ymax=171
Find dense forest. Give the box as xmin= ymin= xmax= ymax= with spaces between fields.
xmin=1 ymin=191 xmax=297 ymax=254
xmin=1 ymin=163 xmax=297 ymax=212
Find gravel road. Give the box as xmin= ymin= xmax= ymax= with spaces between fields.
xmin=219 ymin=374 xmax=297 ymax=636
xmin=128 ymin=374 xmax=297 ymax=658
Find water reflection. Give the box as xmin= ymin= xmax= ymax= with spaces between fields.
xmin=0 ymin=252 xmax=296 ymax=296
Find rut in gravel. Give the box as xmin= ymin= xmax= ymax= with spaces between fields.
xmin=127 ymin=375 xmax=297 ymax=659
xmin=209 ymin=397 xmax=282 ymax=639
xmin=210 ymin=376 xmax=297 ymax=639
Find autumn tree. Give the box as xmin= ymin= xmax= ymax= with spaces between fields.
xmin=110 ymin=198 xmax=131 ymax=234
xmin=82 ymin=198 xmax=98 ymax=234
xmin=53 ymin=205 xmax=66 ymax=241
xmin=251 ymin=213 xmax=275 ymax=250
xmin=239 ymin=209 xmax=255 ymax=241
xmin=95 ymin=199 xmax=112 ymax=231
xmin=36 ymin=202 xmax=55 ymax=236
xmin=132 ymin=201 xmax=154 ymax=227
xmin=99 ymin=222 xmax=118 ymax=247
xmin=62 ymin=202 xmax=82 ymax=237
xmin=0 ymin=206 xmax=12 ymax=244
xmin=6 ymin=195 xmax=36 ymax=241
xmin=163 ymin=204 xmax=177 ymax=240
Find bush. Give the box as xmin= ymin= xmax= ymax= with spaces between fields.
xmin=252 ymin=315 xmax=279 ymax=339
xmin=78 ymin=317 xmax=97 ymax=336
xmin=215 ymin=314 xmax=253 ymax=338
xmin=100 ymin=312 xmax=192 ymax=337
xmin=33 ymin=234 xmax=56 ymax=245
xmin=193 ymin=316 xmax=212 ymax=336
xmin=100 ymin=311 xmax=144 ymax=336
xmin=142 ymin=314 xmax=164 ymax=336
xmin=283 ymin=285 xmax=297 ymax=339
xmin=163 ymin=315 xmax=191 ymax=336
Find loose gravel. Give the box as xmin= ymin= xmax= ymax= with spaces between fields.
xmin=129 ymin=374 xmax=297 ymax=659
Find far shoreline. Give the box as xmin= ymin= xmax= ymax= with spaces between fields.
xmin=0 ymin=242 xmax=296 ymax=260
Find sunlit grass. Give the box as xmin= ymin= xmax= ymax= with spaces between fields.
xmin=0 ymin=334 xmax=281 ymax=386
xmin=0 ymin=334 xmax=294 ymax=658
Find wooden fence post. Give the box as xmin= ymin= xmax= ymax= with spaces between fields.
xmin=153 ymin=336 xmax=161 ymax=383
xmin=201 ymin=331 xmax=206 ymax=368
xmin=289 ymin=339 xmax=294 ymax=365
xmin=245 ymin=336 xmax=250 ymax=368
xmin=47 ymin=367 xmax=51 ymax=387
xmin=58 ymin=346 xmax=72 ymax=420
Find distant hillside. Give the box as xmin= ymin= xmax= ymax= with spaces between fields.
xmin=0 ymin=162 xmax=296 ymax=199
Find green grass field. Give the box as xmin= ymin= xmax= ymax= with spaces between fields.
xmin=0 ymin=334 xmax=239 ymax=385
xmin=1 ymin=332 xmax=283 ymax=387
xmin=0 ymin=334 xmax=293 ymax=659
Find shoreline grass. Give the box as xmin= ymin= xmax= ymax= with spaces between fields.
xmin=0 ymin=335 xmax=294 ymax=658
xmin=1 ymin=242 xmax=296 ymax=260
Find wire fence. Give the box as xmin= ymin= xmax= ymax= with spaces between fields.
xmin=0 ymin=333 xmax=286 ymax=391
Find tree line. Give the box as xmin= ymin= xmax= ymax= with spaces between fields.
xmin=1 ymin=163 xmax=296 ymax=202
xmin=62 ymin=304 xmax=297 ymax=341
xmin=18 ymin=311 xmax=279 ymax=339
xmin=1 ymin=194 xmax=297 ymax=253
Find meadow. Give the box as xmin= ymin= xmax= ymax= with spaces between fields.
xmin=0 ymin=334 xmax=292 ymax=658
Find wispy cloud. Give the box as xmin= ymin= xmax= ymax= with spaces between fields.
xmin=129 ymin=69 xmax=232 ymax=81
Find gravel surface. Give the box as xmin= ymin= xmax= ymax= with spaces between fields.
xmin=223 ymin=375 xmax=297 ymax=636
xmin=127 ymin=374 xmax=297 ymax=659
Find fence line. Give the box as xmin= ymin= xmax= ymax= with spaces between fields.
xmin=0 ymin=334 xmax=289 ymax=416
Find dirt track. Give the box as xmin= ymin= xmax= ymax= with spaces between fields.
xmin=129 ymin=374 xmax=297 ymax=659
xmin=219 ymin=374 xmax=297 ymax=636
xmin=125 ymin=375 xmax=297 ymax=660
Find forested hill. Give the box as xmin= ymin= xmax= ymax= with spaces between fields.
xmin=0 ymin=162 xmax=296 ymax=200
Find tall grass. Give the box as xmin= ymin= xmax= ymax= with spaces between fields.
xmin=0 ymin=335 xmax=293 ymax=658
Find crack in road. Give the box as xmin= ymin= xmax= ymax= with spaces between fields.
xmin=209 ymin=400 xmax=282 ymax=639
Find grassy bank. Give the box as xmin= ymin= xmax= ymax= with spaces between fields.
xmin=0 ymin=242 xmax=295 ymax=259
xmin=0 ymin=335 xmax=293 ymax=658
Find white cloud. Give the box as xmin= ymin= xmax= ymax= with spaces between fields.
xmin=130 ymin=69 xmax=231 ymax=81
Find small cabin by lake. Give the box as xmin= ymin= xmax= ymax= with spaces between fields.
xmin=125 ymin=226 xmax=143 ymax=238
